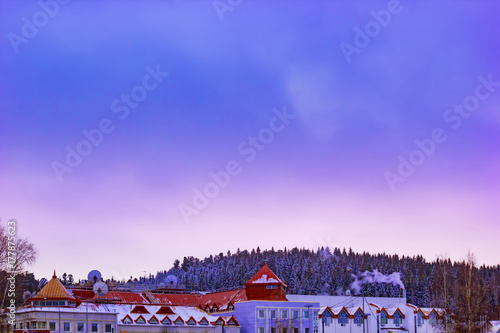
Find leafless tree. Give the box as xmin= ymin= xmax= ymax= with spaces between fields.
xmin=0 ymin=222 xmax=38 ymax=308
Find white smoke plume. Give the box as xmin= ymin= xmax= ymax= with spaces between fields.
xmin=349 ymin=269 xmax=405 ymax=295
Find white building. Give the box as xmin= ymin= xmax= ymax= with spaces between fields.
xmin=287 ymin=295 xmax=448 ymax=333
xmin=10 ymin=273 xmax=240 ymax=333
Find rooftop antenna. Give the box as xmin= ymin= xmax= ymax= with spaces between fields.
xmin=88 ymin=270 xmax=102 ymax=284
xmin=164 ymin=275 xmax=178 ymax=287
xmin=93 ymin=281 xmax=109 ymax=298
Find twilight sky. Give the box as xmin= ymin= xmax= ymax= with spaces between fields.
xmin=1 ymin=0 xmax=499 ymax=281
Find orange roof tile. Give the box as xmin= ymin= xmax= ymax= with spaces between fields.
xmin=33 ymin=272 xmax=75 ymax=300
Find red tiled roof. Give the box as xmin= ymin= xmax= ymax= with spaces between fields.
xmin=245 ymin=263 xmax=284 ymax=285
xmin=149 ymin=293 xmax=201 ymax=306
xmin=93 ymin=291 xmax=149 ymax=304
xmin=198 ymin=289 xmax=247 ymax=310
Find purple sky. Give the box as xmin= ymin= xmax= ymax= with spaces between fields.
xmin=1 ymin=0 xmax=499 ymax=281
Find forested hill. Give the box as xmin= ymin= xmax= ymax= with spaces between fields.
xmin=154 ymin=247 xmax=499 ymax=319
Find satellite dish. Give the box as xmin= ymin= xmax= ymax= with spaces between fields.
xmin=158 ymin=282 xmax=166 ymax=289
xmin=23 ymin=291 xmax=32 ymax=301
xmin=38 ymin=278 xmax=48 ymax=290
xmin=88 ymin=270 xmax=102 ymax=283
xmin=164 ymin=275 xmax=177 ymax=287
xmin=93 ymin=281 xmax=109 ymax=297
xmin=346 ymin=290 xmax=351 ymax=296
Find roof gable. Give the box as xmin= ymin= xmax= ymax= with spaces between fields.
xmin=157 ymin=306 xmax=175 ymax=315
xmin=131 ymin=305 xmax=150 ymax=314
xmin=245 ymin=263 xmax=284 ymax=285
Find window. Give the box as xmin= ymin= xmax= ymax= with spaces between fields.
xmin=32 ymin=322 xmax=37 ymax=329
xmin=92 ymin=323 xmax=99 ymax=332
xmin=283 ymin=329 xmax=288 ymax=333
xmin=26 ymin=323 xmax=30 ymax=329
xmin=323 ymin=312 xmax=333 ymax=326
xmin=77 ymin=323 xmax=85 ymax=332
xmin=270 ymin=310 xmax=277 ymax=319
xmin=228 ymin=304 xmax=234 ymax=311
xmin=105 ymin=324 xmax=112 ymax=333
xmin=50 ymin=322 xmax=56 ymax=331
xmin=39 ymin=322 xmax=47 ymax=329
xmin=259 ymin=328 xmax=265 ymax=333
xmin=305 ymin=328 xmax=310 ymax=333
xmin=150 ymin=317 xmax=158 ymax=324
xmin=123 ymin=317 xmax=132 ymax=324
xmin=417 ymin=313 xmax=424 ymax=326
xmin=293 ymin=310 xmax=299 ymax=319
xmin=354 ymin=311 xmax=363 ymax=325
xmin=304 ymin=310 xmax=309 ymax=319
xmin=187 ymin=319 xmax=196 ymax=326
xmin=162 ymin=319 xmax=171 ymax=325
xmin=258 ymin=309 xmax=266 ymax=319
xmin=19 ymin=323 xmax=23 ymax=329
xmin=199 ymin=319 xmax=208 ymax=326
xmin=429 ymin=313 xmax=437 ymax=326
xmin=293 ymin=328 xmax=299 ymax=333
xmin=64 ymin=322 xmax=71 ymax=332
xmin=394 ymin=312 xmax=403 ymax=326
xmin=267 ymin=285 xmax=278 ymax=289
xmin=271 ymin=328 xmax=276 ymax=333
xmin=339 ymin=310 xmax=349 ymax=325
xmin=281 ymin=310 xmax=288 ymax=319
xmin=380 ymin=313 xmax=388 ymax=326
xmin=137 ymin=317 xmax=145 ymax=324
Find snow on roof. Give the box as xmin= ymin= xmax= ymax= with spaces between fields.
xmin=16 ymin=302 xmax=116 ymax=314
xmin=489 ymin=321 xmax=500 ymax=333
xmin=251 ymin=274 xmax=279 ymax=284
xmin=107 ymin=304 xmax=237 ymax=326
xmin=246 ymin=263 xmax=284 ymax=285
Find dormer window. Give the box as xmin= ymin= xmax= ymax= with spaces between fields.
xmin=417 ymin=312 xmax=424 ymax=326
xmin=380 ymin=312 xmax=388 ymax=326
xmin=429 ymin=312 xmax=437 ymax=326
xmin=338 ymin=310 xmax=348 ymax=325
xmin=354 ymin=311 xmax=363 ymax=325
xmin=394 ymin=312 xmax=403 ymax=326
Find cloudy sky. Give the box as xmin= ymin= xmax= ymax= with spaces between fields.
xmin=1 ymin=0 xmax=499 ymax=281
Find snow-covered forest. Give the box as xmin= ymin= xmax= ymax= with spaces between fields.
xmin=152 ymin=247 xmax=499 ymax=321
